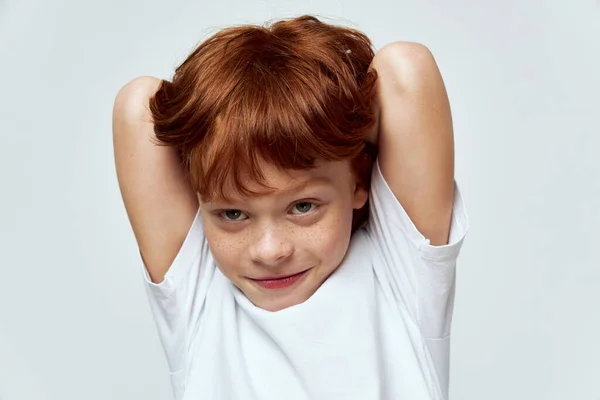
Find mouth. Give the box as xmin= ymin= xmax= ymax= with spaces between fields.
xmin=249 ymin=269 xmax=311 ymax=290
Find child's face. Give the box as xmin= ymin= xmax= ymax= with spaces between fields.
xmin=199 ymin=159 xmax=368 ymax=312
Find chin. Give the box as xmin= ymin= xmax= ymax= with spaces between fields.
xmin=251 ymin=289 xmax=315 ymax=312
xmin=241 ymin=265 xmax=337 ymax=312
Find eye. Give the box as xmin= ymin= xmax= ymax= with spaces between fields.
xmin=220 ymin=209 xmax=248 ymax=221
xmin=291 ymin=201 xmax=317 ymax=215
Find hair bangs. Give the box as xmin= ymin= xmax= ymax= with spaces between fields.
xmin=151 ymin=14 xmax=379 ymax=230
xmin=196 ymin=51 xmax=370 ymax=202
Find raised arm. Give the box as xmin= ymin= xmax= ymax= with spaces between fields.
xmin=369 ymin=42 xmax=455 ymax=246
xmin=112 ymin=76 xmax=199 ymax=283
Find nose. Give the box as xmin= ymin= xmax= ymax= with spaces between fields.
xmin=249 ymin=225 xmax=294 ymax=267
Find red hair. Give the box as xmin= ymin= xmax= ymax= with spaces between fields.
xmin=148 ymin=15 xmax=378 ymax=230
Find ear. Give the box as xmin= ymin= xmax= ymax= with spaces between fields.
xmin=350 ymin=147 xmax=375 ymax=210
xmin=352 ymin=181 xmax=369 ymax=210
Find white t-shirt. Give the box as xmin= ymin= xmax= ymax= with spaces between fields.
xmin=140 ymin=160 xmax=469 ymax=400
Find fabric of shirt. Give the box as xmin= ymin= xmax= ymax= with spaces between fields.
xmin=140 ymin=159 xmax=469 ymax=400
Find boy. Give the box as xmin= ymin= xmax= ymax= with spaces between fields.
xmin=113 ymin=15 xmax=468 ymax=400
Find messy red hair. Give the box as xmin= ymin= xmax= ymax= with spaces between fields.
xmin=149 ymin=15 xmax=378 ymax=230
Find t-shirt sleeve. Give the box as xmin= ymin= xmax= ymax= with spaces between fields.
xmin=367 ymin=159 xmax=469 ymax=338
xmin=139 ymin=207 xmax=215 ymax=392
xmin=366 ymin=160 xmax=469 ymax=396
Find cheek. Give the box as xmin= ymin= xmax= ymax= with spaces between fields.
xmin=305 ymin=204 xmax=354 ymax=265
xmin=201 ymin=219 xmax=246 ymax=276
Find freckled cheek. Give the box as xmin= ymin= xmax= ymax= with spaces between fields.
xmin=305 ymin=213 xmax=352 ymax=265
xmin=203 ymin=225 xmax=248 ymax=276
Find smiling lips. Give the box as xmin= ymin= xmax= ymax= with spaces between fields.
xmin=250 ymin=269 xmax=310 ymax=289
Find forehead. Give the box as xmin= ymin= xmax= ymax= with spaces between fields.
xmin=206 ymin=159 xmax=352 ymax=204
xmin=261 ymin=159 xmax=350 ymax=185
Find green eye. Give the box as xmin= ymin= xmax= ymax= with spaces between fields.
xmin=292 ymin=201 xmax=316 ymax=214
xmin=221 ymin=209 xmax=248 ymax=221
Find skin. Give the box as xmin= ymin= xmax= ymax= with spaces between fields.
xmin=370 ymin=42 xmax=454 ymax=247
xmin=113 ymin=41 xmax=454 ymax=312
xmin=200 ymin=160 xmax=368 ymax=312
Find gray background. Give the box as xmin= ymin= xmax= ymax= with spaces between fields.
xmin=1 ymin=0 xmax=599 ymax=399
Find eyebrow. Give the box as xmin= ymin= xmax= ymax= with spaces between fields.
xmin=206 ymin=176 xmax=333 ymax=207
xmin=277 ymin=176 xmax=333 ymax=197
